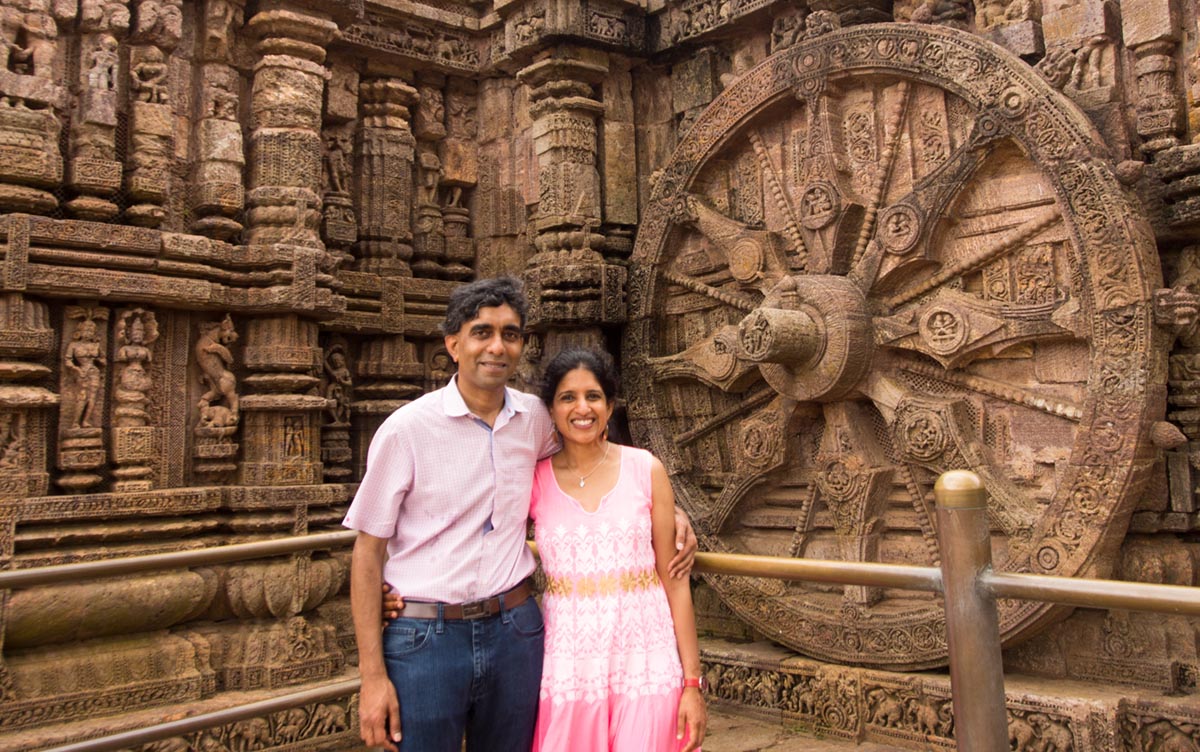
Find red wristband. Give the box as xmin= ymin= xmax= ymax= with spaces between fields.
xmin=682 ymin=676 xmax=708 ymax=691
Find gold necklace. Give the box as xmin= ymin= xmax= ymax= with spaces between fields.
xmin=572 ymin=441 xmax=611 ymax=488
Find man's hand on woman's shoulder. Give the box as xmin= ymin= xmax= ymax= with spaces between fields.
xmin=381 ymin=583 xmax=403 ymax=623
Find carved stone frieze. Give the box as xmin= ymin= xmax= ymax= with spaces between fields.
xmin=498 ymin=0 xmax=645 ymax=62
xmin=341 ymin=16 xmax=479 ymax=73
xmin=0 ymin=1 xmax=1196 ymax=747
xmin=130 ymin=695 xmax=357 ymax=752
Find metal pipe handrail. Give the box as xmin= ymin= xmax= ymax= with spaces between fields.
xmin=693 ymin=551 xmax=943 ymax=591
xmin=9 ymin=497 xmax=1200 ymax=752
xmin=38 ymin=679 xmax=362 ymax=752
xmin=985 ymin=570 xmax=1200 ymax=616
xmin=7 ymin=531 xmax=1200 ymax=615
xmin=0 ymin=530 xmax=357 ymax=590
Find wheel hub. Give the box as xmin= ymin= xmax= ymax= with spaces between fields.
xmin=738 ymin=275 xmax=874 ymax=402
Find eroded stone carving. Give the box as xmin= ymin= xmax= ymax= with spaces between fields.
xmin=57 ymin=305 xmax=108 ymax=493
xmin=111 ymin=308 xmax=159 ymax=491
xmin=193 ymin=314 xmax=239 ymax=482
xmin=626 ymin=22 xmax=1164 ymax=669
xmin=0 ymin=2 xmax=1197 ymax=748
xmin=321 ymin=340 xmax=353 ymax=482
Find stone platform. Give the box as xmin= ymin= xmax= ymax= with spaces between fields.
xmin=699 ymin=637 xmax=1200 ymax=750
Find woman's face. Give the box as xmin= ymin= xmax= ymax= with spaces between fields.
xmin=551 ymin=367 xmax=613 ymax=446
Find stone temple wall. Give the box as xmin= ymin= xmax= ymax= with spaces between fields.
xmin=0 ymin=0 xmax=1197 ymax=749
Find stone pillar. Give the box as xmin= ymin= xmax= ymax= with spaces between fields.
xmin=1168 ymin=244 xmax=1200 ymax=515
xmin=352 ymin=335 xmax=422 ymax=480
xmin=190 ymin=0 xmax=247 ymax=240
xmin=237 ymin=4 xmax=336 ymax=491
xmin=1189 ymin=14 xmax=1200 ymax=144
xmin=125 ymin=0 xmax=183 ymax=227
xmin=355 ymin=78 xmax=418 ymax=277
xmin=66 ymin=0 xmax=129 ymax=220
xmin=518 ymin=50 xmax=626 ymax=356
xmin=599 ymin=57 xmax=638 ymax=273
xmin=1155 ymin=8 xmax=1200 ymax=230
xmin=0 ymin=0 xmax=73 ymax=215
xmin=244 ymin=5 xmax=336 ymax=248
xmin=321 ymin=64 xmax=359 ymax=270
xmin=239 ymin=315 xmax=324 ymax=487
xmin=0 ymin=289 xmax=56 ymax=500
xmin=440 ymin=77 xmax=478 ymax=281
xmin=1122 ymin=0 xmax=1184 ymax=155
xmin=0 ymin=281 xmax=55 ymax=704
xmin=412 ymin=74 xmax=447 ymax=279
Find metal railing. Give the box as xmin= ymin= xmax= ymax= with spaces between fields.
xmin=7 ymin=471 xmax=1200 ymax=752
xmin=0 ymin=530 xmax=357 ymax=590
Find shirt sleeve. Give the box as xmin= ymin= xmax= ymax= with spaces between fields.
xmin=343 ymin=419 xmax=413 ymax=538
xmin=533 ymin=402 xmax=560 ymax=459
xmin=529 ymin=459 xmax=543 ymax=522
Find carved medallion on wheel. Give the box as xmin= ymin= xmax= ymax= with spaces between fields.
xmin=624 ymin=23 xmax=1166 ymax=669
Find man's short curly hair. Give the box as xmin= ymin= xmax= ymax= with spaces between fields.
xmin=440 ymin=276 xmax=529 ymax=336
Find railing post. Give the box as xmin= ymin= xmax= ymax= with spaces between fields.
xmin=935 ymin=470 xmax=1009 ymax=752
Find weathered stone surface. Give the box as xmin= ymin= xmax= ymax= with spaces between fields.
xmin=0 ymin=1 xmax=1197 ymax=748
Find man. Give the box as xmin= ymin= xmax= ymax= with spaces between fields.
xmin=346 ymin=277 xmax=696 ymax=751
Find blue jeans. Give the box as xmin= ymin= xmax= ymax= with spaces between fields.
xmin=382 ymin=596 xmax=545 ymax=752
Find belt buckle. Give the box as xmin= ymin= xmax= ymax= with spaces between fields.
xmin=460 ymin=599 xmax=490 ymax=619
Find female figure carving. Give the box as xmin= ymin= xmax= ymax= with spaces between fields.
xmin=64 ymin=318 xmax=105 ymax=429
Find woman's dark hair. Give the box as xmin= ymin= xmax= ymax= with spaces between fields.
xmin=539 ymin=347 xmax=620 ymax=407
xmin=440 ymin=276 xmax=528 ymax=335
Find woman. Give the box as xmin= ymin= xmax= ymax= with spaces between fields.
xmin=531 ymin=347 xmax=706 ymax=751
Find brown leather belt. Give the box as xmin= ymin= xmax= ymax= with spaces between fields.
xmin=397 ymin=581 xmax=533 ymax=621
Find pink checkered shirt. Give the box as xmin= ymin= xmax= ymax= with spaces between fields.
xmin=343 ymin=377 xmax=558 ymax=603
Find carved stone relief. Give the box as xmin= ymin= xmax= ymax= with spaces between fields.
xmin=0 ymin=1 xmax=1198 ymax=749
xmin=57 ymin=304 xmax=109 ymax=492
xmin=193 ymin=314 xmax=239 ymax=482
xmin=626 ymin=22 xmax=1165 ymax=669
xmin=112 ymin=307 xmax=159 ymax=490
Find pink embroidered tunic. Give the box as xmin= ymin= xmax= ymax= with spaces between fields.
xmin=530 ymin=446 xmax=686 ymax=751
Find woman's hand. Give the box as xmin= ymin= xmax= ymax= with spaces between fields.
xmin=676 ymin=687 xmax=707 ymax=751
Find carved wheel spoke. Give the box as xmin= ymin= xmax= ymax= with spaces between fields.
xmin=627 ymin=24 xmax=1161 ymax=669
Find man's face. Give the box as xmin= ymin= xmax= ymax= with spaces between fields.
xmin=444 ymin=304 xmax=524 ymax=395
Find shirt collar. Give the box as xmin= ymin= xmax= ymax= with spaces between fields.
xmin=441 ymin=375 xmax=526 ymax=420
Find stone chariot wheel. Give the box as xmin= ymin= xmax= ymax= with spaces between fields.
xmin=623 ymin=23 xmax=1166 ymax=669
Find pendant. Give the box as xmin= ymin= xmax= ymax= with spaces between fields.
xmin=579 ymin=479 xmax=585 ymax=488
